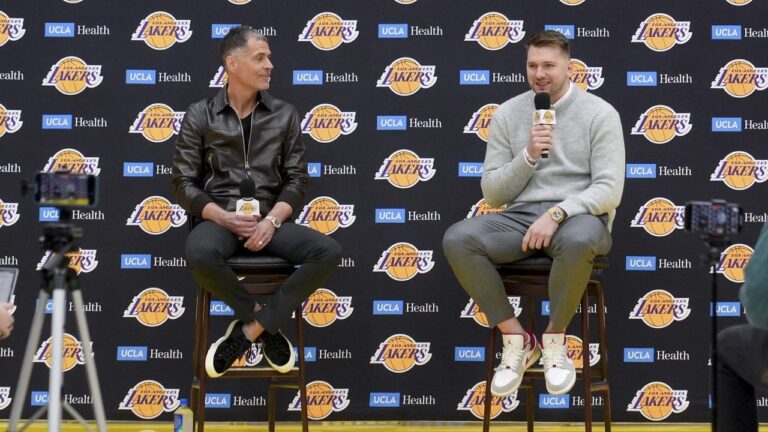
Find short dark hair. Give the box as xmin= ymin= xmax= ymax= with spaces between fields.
xmin=220 ymin=26 xmax=269 ymax=68
xmin=525 ymin=31 xmax=570 ymax=56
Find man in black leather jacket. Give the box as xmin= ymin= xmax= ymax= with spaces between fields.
xmin=172 ymin=27 xmax=341 ymax=378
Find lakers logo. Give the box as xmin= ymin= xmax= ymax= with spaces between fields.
xmin=371 ymin=334 xmax=432 ymax=373
xmin=296 ymin=197 xmax=356 ymax=235
xmin=131 ymin=11 xmax=192 ymax=50
xmin=629 ymin=290 xmax=691 ymax=328
xmin=714 ymin=244 xmax=753 ymax=283
xmin=727 ymin=0 xmax=752 ymax=5
xmin=119 ymin=380 xmax=180 ymax=420
xmin=460 ymin=297 xmax=521 ymax=327
xmin=630 ymin=197 xmax=685 ymax=237
xmin=394 ymin=0 xmax=418 ymax=3
xmin=0 ymin=12 xmax=25 ymax=47
xmin=209 ymin=66 xmax=228 ymax=88
xmin=710 ymin=151 xmax=768 ymax=190
xmin=631 ymin=14 xmax=692 ymax=52
xmin=628 ymin=382 xmax=689 ymax=421
xmin=127 ymin=196 xmax=186 ymax=235
xmin=301 ymin=288 xmax=353 ymax=327
xmin=63 ymin=0 xmax=83 ymax=3
xmin=467 ymin=199 xmax=507 ymax=219
xmin=373 ymin=242 xmax=434 ymax=281
xmin=129 ymin=103 xmax=185 ymax=143
xmin=630 ymin=105 xmax=691 ymax=144
xmin=377 ymin=57 xmax=437 ymax=96
xmin=711 ymin=59 xmax=768 ymax=98
xmin=375 ymin=150 xmax=436 ymax=188
xmin=298 ymin=12 xmax=358 ymax=50
xmin=231 ymin=343 xmax=263 ymax=367
xmin=457 ymin=382 xmax=519 ymax=419
xmin=124 ymin=288 xmax=185 ymax=327
xmin=560 ymin=0 xmax=587 ymax=5
xmin=42 ymin=56 xmax=103 ymax=95
xmin=288 ymin=380 xmax=349 ymax=420
xmin=43 ymin=148 xmax=101 ymax=175
xmin=228 ymin=0 xmax=251 ymax=4
xmin=463 ymin=104 xmax=498 ymax=142
xmin=0 ymin=387 xmax=11 ymax=410
xmin=0 ymin=103 xmax=22 ymax=138
xmin=569 ymin=59 xmax=604 ymax=91
xmin=37 ymin=249 xmax=98 ymax=274
xmin=0 ymin=199 xmax=20 ymax=228
xmin=566 ymin=335 xmax=600 ymax=369
xmin=33 ymin=333 xmax=89 ymax=372
xmin=465 ymin=12 xmax=525 ymax=50
xmin=300 ymin=104 xmax=357 ymax=143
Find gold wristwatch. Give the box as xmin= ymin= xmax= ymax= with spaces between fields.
xmin=547 ymin=206 xmax=566 ymax=224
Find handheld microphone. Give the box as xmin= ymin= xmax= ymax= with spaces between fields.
xmin=236 ymin=178 xmax=260 ymax=217
xmin=533 ymin=92 xmax=556 ymax=159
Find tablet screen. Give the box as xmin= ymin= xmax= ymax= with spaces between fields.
xmin=0 ymin=268 xmax=18 ymax=303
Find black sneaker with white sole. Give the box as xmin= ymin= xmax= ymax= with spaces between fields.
xmin=205 ymin=320 xmax=252 ymax=378
xmin=258 ymin=330 xmax=295 ymax=373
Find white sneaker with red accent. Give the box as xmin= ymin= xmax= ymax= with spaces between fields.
xmin=540 ymin=332 xmax=576 ymax=395
xmin=490 ymin=331 xmax=541 ymax=397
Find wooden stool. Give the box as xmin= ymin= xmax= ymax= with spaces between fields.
xmin=483 ymin=255 xmax=611 ymax=432
xmin=190 ymin=254 xmax=309 ymax=432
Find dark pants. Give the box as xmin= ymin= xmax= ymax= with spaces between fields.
xmin=717 ymin=324 xmax=768 ymax=432
xmin=185 ymin=221 xmax=342 ymax=334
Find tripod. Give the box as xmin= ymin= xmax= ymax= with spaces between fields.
xmin=704 ymin=237 xmax=730 ymax=432
xmin=8 ymin=214 xmax=107 ymax=432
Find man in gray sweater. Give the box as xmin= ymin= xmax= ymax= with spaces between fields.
xmin=443 ymin=31 xmax=624 ymax=397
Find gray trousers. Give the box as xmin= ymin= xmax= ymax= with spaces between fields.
xmin=443 ymin=202 xmax=612 ymax=329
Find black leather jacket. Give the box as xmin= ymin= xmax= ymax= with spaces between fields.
xmin=172 ymin=87 xmax=308 ymax=219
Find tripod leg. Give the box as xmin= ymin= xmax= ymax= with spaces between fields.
xmin=8 ymin=289 xmax=50 ymax=432
xmin=48 ymin=277 xmax=68 ymax=432
xmin=70 ymin=289 xmax=107 ymax=432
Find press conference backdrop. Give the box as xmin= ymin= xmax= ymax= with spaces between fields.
xmin=0 ymin=0 xmax=766 ymax=425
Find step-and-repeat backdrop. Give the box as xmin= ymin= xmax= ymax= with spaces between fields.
xmin=1 ymin=0 xmax=766 ymax=425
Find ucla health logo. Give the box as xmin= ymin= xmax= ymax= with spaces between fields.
xmin=458 ymin=382 xmax=519 ymax=419
xmin=631 ymin=14 xmax=692 ymax=52
xmin=34 ymin=333 xmax=90 ymax=372
xmin=119 ymin=380 xmax=179 ymax=419
xmin=301 ymin=288 xmax=353 ymax=327
xmin=631 ymin=105 xmax=692 ymax=144
xmin=631 ymin=197 xmax=685 ymax=237
xmin=629 ymin=290 xmax=691 ymax=329
xmin=0 ymin=199 xmax=20 ymax=228
xmin=566 ymin=335 xmax=600 ymax=369
xmin=42 ymin=56 xmax=103 ymax=95
xmin=714 ymin=243 xmax=753 ymax=283
xmin=0 ymin=12 xmax=25 ymax=46
xmin=375 ymin=149 xmax=435 ymax=188
xmin=371 ymin=334 xmax=431 ymax=373
xmin=210 ymin=66 xmax=228 ymax=88
xmin=710 ymin=151 xmax=768 ymax=190
xmin=0 ymin=387 xmax=11 ymax=410
xmin=37 ymin=249 xmax=98 ymax=274
xmin=124 ymin=288 xmax=185 ymax=327
xmin=0 ymin=103 xmax=22 ymax=138
xmin=132 ymin=11 xmax=192 ymax=50
xmin=628 ymin=382 xmax=689 ymax=421
xmin=129 ymin=103 xmax=185 ymax=143
xmin=296 ymin=196 xmax=355 ymax=235
xmin=711 ymin=59 xmax=768 ymax=98
xmin=298 ymin=12 xmax=358 ymax=50
xmin=288 ymin=381 xmax=349 ymax=420
xmin=465 ymin=12 xmax=525 ymax=50
xmin=43 ymin=148 xmax=100 ymax=175
xmin=460 ymin=297 xmax=521 ymax=327
xmin=467 ymin=199 xmax=506 ymax=218
xmin=127 ymin=196 xmax=186 ymax=235
xmin=463 ymin=104 xmax=498 ymax=142
xmin=300 ymin=104 xmax=357 ymax=143
xmin=377 ymin=57 xmax=436 ymax=96
xmin=569 ymin=59 xmax=604 ymax=91
xmin=373 ymin=242 xmax=434 ymax=281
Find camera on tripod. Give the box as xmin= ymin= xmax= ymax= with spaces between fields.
xmin=684 ymin=199 xmax=743 ymax=240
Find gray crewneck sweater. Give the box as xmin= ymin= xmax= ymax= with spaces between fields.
xmin=481 ymin=86 xmax=625 ymax=229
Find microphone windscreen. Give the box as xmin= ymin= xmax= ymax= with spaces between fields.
xmin=534 ymin=92 xmax=551 ymax=110
xmin=239 ymin=178 xmax=256 ymax=198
